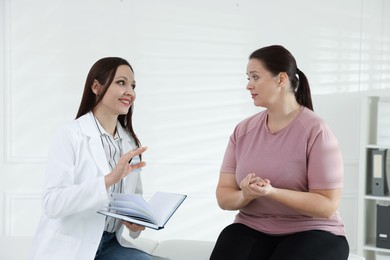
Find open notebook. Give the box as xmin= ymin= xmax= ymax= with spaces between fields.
xmin=97 ymin=191 xmax=187 ymax=230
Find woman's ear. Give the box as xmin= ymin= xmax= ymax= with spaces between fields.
xmin=277 ymin=72 xmax=289 ymax=87
xmin=91 ymin=79 xmax=101 ymax=96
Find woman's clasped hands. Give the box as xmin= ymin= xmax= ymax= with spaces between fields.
xmin=240 ymin=173 xmax=271 ymax=201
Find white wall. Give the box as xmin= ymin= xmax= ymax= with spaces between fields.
xmin=1 ymin=0 xmax=389 ymax=254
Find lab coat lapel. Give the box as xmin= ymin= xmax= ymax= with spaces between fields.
xmin=78 ymin=112 xmax=110 ymax=176
xmin=89 ymin=136 xmax=109 ymax=176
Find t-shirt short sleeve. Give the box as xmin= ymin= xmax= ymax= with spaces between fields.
xmin=306 ymin=123 xmax=343 ymax=190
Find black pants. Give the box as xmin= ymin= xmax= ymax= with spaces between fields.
xmin=210 ymin=223 xmax=349 ymax=260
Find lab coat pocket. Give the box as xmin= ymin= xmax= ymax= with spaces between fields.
xmin=38 ymin=231 xmax=81 ymax=259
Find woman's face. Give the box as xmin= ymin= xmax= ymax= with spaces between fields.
xmin=246 ymin=58 xmax=280 ymax=108
xmin=99 ymin=65 xmax=136 ymax=116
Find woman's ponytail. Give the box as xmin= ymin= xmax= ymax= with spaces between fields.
xmin=295 ymin=69 xmax=313 ymax=111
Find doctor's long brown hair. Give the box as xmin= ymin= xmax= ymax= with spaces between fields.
xmin=76 ymin=57 xmax=141 ymax=148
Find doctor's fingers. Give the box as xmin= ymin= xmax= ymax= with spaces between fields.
xmin=123 ymin=221 xmax=145 ymax=232
xmin=123 ymin=146 xmax=148 ymax=162
xmin=128 ymin=161 xmax=147 ymax=173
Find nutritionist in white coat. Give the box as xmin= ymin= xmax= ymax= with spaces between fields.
xmin=28 ymin=57 xmax=153 ymax=260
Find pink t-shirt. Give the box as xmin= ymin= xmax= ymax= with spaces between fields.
xmin=221 ymin=107 xmax=346 ymax=236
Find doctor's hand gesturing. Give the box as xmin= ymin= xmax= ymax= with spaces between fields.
xmin=104 ymin=146 xmax=147 ymax=189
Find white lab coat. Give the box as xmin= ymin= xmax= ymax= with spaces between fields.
xmin=28 ymin=112 xmax=143 ymax=260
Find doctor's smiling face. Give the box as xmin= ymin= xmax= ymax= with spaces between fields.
xmin=76 ymin=57 xmax=141 ymax=147
xmin=93 ymin=65 xmax=136 ymax=117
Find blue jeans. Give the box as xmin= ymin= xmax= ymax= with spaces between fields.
xmin=95 ymin=231 xmax=152 ymax=260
